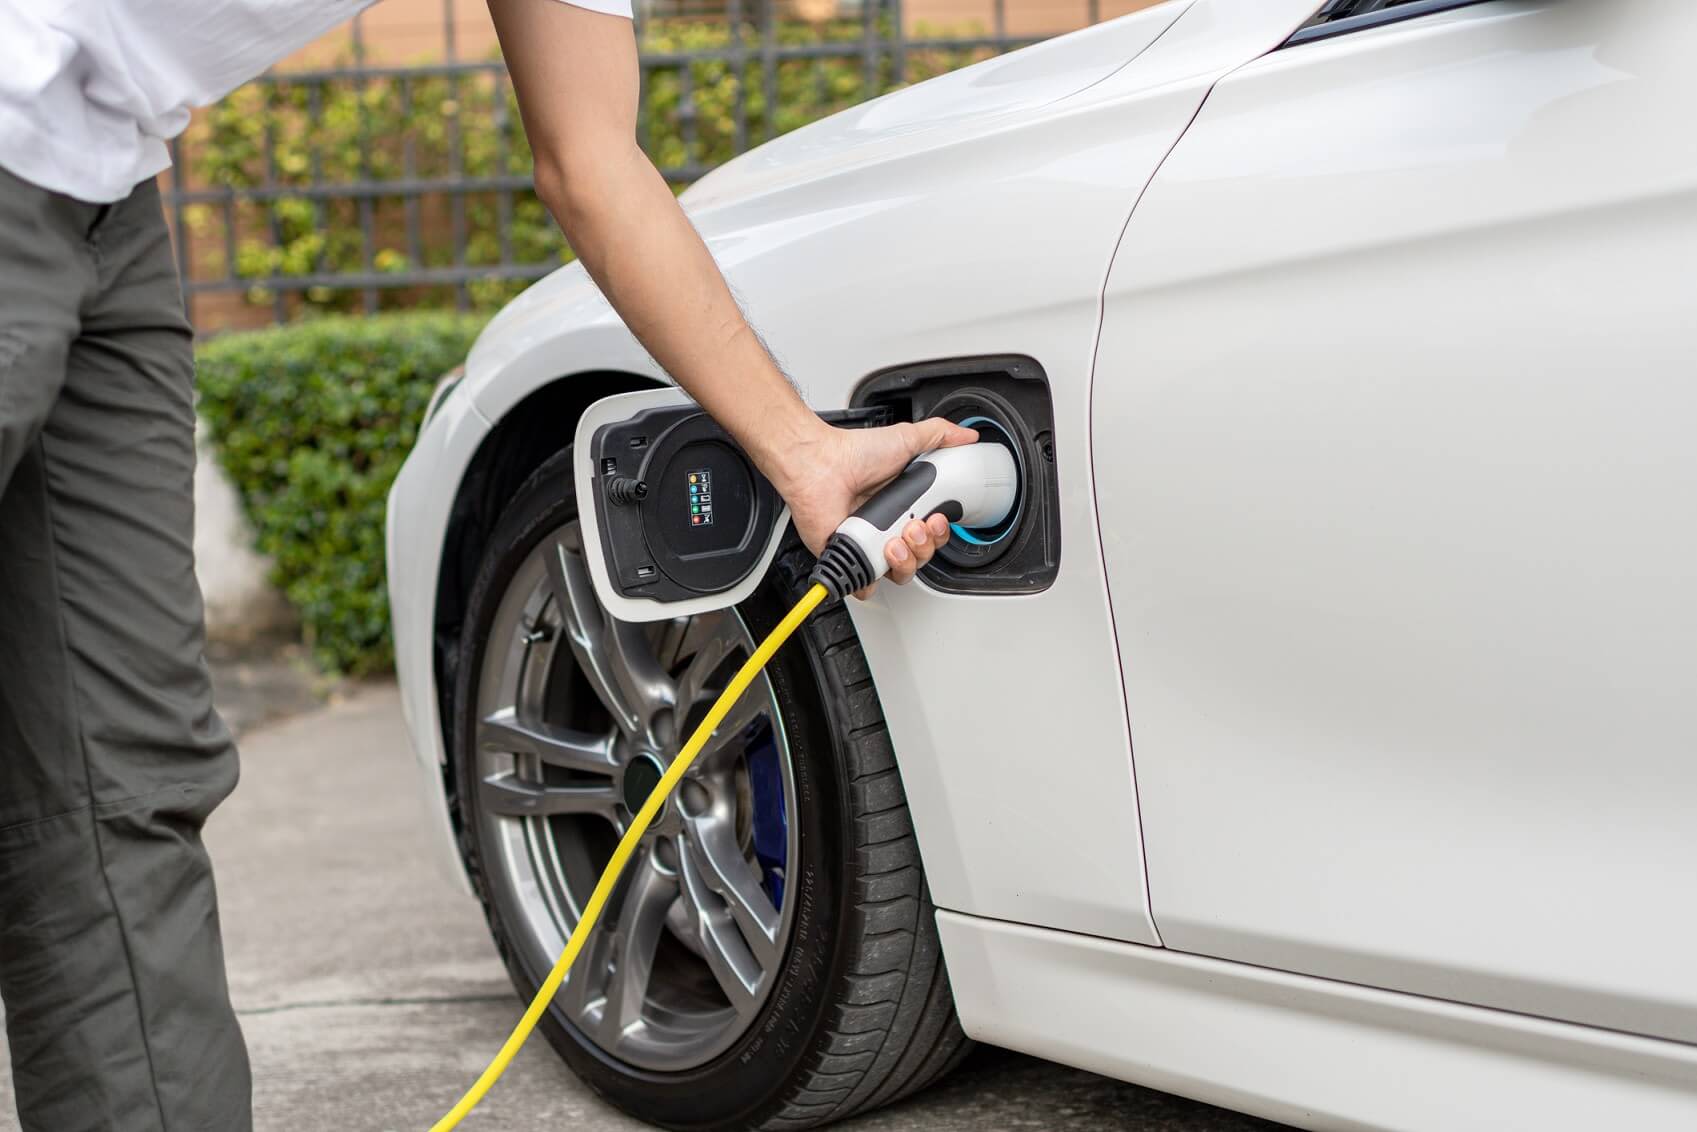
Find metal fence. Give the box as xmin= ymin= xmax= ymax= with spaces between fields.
xmin=164 ymin=0 xmax=1107 ymax=328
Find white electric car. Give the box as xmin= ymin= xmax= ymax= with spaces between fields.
xmin=386 ymin=0 xmax=1697 ymax=1127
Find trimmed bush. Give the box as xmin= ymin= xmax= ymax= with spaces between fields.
xmin=197 ymin=312 xmax=488 ymax=674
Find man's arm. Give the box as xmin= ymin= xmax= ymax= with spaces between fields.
xmin=489 ymin=0 xmax=973 ymax=587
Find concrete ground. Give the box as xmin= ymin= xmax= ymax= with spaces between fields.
xmin=1 ymin=684 xmax=1285 ymax=1132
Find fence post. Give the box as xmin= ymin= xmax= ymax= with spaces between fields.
xmin=730 ymin=0 xmax=749 ymax=155
xmin=891 ymin=0 xmax=906 ymax=86
xmin=445 ymin=0 xmax=470 ymax=311
xmin=353 ymin=15 xmax=380 ymax=315
xmin=862 ymin=0 xmax=879 ymax=98
xmin=261 ymin=85 xmax=289 ymax=323
xmin=761 ymin=0 xmax=778 ymax=143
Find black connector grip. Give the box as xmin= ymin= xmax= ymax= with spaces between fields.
xmin=606 ymin=476 xmax=648 ymax=505
xmin=809 ymin=534 xmax=876 ymax=600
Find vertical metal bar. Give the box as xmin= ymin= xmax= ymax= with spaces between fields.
xmin=261 ymin=83 xmax=288 ymax=322
xmin=223 ymin=194 xmax=239 ymax=292
xmin=401 ymin=76 xmax=424 ymax=275
xmin=307 ymin=83 xmax=328 ymax=277
xmin=353 ymin=15 xmax=379 ymax=314
xmin=1088 ymin=0 xmax=1100 ymax=24
xmin=728 ymin=0 xmax=748 ymax=156
xmin=994 ymin=0 xmax=1006 ymax=46
xmin=891 ymin=0 xmax=906 ymax=86
xmin=494 ymin=69 xmax=514 ymax=268
xmin=678 ymin=62 xmax=698 ymax=173
xmin=445 ymin=0 xmax=468 ymax=309
xmin=862 ymin=0 xmax=878 ymax=97
xmin=813 ymin=52 xmax=827 ymax=112
xmin=166 ymin=137 xmax=194 ymax=328
xmin=761 ymin=0 xmax=777 ymax=142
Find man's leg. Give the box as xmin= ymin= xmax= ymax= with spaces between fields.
xmin=0 ymin=172 xmax=252 ymax=1131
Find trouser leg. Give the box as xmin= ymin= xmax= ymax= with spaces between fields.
xmin=0 ymin=170 xmax=252 ymax=1132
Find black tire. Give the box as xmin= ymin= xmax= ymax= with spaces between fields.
xmin=450 ymin=447 xmax=973 ymax=1129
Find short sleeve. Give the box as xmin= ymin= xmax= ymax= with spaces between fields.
xmin=554 ymin=0 xmax=633 ymax=17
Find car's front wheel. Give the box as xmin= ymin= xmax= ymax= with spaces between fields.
xmin=450 ymin=447 xmax=970 ymax=1129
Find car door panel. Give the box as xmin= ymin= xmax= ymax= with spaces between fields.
xmin=1092 ymin=0 xmax=1697 ymax=1040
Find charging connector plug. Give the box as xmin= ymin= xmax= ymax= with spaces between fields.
xmin=809 ymin=535 xmax=877 ymax=600
xmin=807 ymin=443 xmax=1018 ymax=601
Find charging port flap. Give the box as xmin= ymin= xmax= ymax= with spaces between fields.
xmin=574 ymin=389 xmax=789 ymax=622
xmin=574 ymin=388 xmax=892 ymax=622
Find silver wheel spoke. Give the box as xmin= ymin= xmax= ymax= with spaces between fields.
xmin=479 ymin=773 xmax=620 ymax=820
xmin=674 ymin=613 xmax=743 ymax=718
xmin=678 ymin=838 xmax=765 ymax=1015
xmin=674 ymin=613 xmax=774 ymax=767
xmin=556 ymin=918 xmax=611 ymax=1017
xmin=597 ymin=849 xmax=677 ymax=1043
xmin=685 ymin=815 xmax=782 ymax=965
xmin=698 ymin=683 xmax=773 ymax=767
xmin=479 ymin=710 xmax=617 ymax=774
xmin=544 ymin=532 xmax=674 ymax=737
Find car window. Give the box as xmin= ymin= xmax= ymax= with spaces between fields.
xmin=1286 ymin=0 xmax=1492 ymax=46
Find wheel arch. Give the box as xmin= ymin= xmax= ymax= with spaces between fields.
xmin=431 ymin=369 xmax=667 ymax=821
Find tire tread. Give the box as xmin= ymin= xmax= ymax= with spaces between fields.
xmin=753 ymin=551 xmax=973 ymax=1129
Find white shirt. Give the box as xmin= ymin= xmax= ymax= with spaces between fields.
xmin=0 ymin=0 xmax=633 ymax=204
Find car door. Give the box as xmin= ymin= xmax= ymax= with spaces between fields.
xmin=1091 ymin=0 xmax=1697 ymax=1041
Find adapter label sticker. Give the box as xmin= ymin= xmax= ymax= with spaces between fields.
xmin=688 ymin=469 xmax=714 ymax=527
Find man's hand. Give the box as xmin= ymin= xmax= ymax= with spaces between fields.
xmin=773 ymin=417 xmax=978 ymax=595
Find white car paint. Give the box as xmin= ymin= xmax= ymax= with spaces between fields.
xmin=939 ymin=911 xmax=1697 ymax=1132
xmin=386 ymin=0 xmax=1697 ymax=1125
xmin=1093 ymin=0 xmax=1697 ymax=1046
xmin=387 ymin=380 xmax=494 ymax=880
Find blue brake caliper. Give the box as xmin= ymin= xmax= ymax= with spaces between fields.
xmin=743 ymin=722 xmax=788 ymax=911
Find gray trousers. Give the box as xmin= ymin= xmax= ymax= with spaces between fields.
xmin=0 ymin=167 xmax=252 ymax=1130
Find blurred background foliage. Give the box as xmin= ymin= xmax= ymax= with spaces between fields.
xmin=198 ymin=313 xmax=489 ymax=673
xmin=184 ymin=18 xmax=997 ymax=317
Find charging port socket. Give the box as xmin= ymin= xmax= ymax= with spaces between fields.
xmin=853 ymin=356 xmax=1060 ymax=595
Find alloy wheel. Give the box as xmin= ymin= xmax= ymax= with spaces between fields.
xmin=471 ymin=519 xmax=799 ymax=1071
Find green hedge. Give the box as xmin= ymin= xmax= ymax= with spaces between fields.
xmin=197 ymin=313 xmax=488 ymax=674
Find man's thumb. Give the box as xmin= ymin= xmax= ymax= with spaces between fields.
xmin=908 ymin=416 xmax=979 ymax=455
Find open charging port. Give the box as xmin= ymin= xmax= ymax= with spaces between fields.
xmin=853 ymin=356 xmax=1060 ymax=595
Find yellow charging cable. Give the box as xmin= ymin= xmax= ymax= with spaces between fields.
xmin=430 ymin=581 xmax=830 ymax=1131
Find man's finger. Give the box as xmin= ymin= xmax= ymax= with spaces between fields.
xmin=885 ymin=534 xmax=916 ymax=584
xmin=904 ymin=518 xmax=931 ymax=561
xmin=902 ymin=417 xmax=978 ymax=457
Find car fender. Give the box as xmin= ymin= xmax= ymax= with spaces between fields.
xmin=410 ymin=0 xmax=1318 ymax=926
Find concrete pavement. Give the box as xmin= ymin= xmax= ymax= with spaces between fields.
xmin=1 ymin=685 xmax=1282 ymax=1131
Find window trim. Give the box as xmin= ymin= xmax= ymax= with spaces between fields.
xmin=1284 ymin=0 xmax=1493 ymax=48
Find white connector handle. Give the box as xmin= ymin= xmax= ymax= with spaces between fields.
xmin=831 ymin=443 xmax=1019 ymax=585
